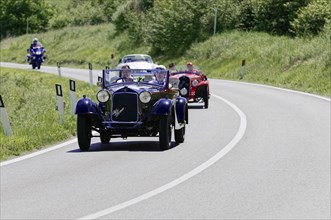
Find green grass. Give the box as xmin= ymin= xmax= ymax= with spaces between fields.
xmin=1 ymin=24 xmax=329 ymax=96
xmin=0 ymin=67 xmax=97 ymax=161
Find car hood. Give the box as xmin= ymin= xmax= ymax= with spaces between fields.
xmin=117 ymin=62 xmax=157 ymax=70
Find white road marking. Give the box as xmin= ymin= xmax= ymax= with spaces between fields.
xmin=218 ymin=79 xmax=331 ymax=102
xmin=78 ymin=93 xmax=247 ymax=219
xmin=0 ymin=138 xmax=77 ymax=167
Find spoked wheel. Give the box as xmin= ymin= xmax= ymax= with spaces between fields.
xmin=203 ymin=87 xmax=209 ymax=109
xmin=100 ymin=130 xmax=111 ymax=144
xmin=77 ymin=115 xmax=92 ymax=151
xmin=159 ymin=114 xmax=172 ymax=150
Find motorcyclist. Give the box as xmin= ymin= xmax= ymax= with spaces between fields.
xmin=27 ymin=38 xmax=45 ymax=63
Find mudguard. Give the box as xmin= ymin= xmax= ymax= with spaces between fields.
xmin=75 ymin=97 xmax=100 ymax=115
xmin=175 ymin=97 xmax=188 ymax=124
xmin=151 ymin=98 xmax=173 ymax=115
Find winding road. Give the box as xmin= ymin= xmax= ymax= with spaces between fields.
xmin=1 ymin=62 xmax=330 ymax=219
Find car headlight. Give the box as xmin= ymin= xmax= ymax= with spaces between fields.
xmin=180 ymin=88 xmax=188 ymax=96
xmin=139 ymin=91 xmax=151 ymax=103
xmin=96 ymin=90 xmax=110 ymax=103
xmin=192 ymin=80 xmax=198 ymax=87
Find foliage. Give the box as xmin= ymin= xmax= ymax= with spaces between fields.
xmin=0 ymin=0 xmax=52 ymax=38
xmin=291 ymin=0 xmax=331 ymax=37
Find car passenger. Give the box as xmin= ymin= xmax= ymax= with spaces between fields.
xmin=154 ymin=65 xmax=167 ymax=85
xmin=169 ymin=63 xmax=177 ymax=73
xmin=186 ymin=62 xmax=198 ymax=73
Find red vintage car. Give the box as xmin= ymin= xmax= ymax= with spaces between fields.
xmin=170 ymin=64 xmax=210 ymax=108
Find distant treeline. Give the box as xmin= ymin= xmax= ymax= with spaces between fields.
xmin=1 ymin=0 xmax=330 ymax=55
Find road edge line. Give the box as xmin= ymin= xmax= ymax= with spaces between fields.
xmin=78 ymin=93 xmax=247 ymax=219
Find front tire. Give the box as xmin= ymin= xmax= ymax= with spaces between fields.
xmin=175 ymin=125 xmax=185 ymax=143
xmin=77 ymin=115 xmax=92 ymax=151
xmin=203 ymin=87 xmax=209 ymax=109
xmin=100 ymin=130 xmax=111 ymax=144
xmin=159 ymin=114 xmax=172 ymax=150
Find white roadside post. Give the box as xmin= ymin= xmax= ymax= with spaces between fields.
xmin=69 ymin=80 xmax=76 ymax=116
xmin=57 ymin=61 xmax=61 ymax=77
xmin=55 ymin=84 xmax=65 ymax=124
xmin=89 ymin=63 xmax=93 ymax=86
xmin=240 ymin=59 xmax=245 ymax=80
xmin=0 ymin=95 xmax=13 ymax=136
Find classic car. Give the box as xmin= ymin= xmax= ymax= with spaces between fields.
xmin=75 ymin=68 xmax=188 ymax=151
xmin=170 ymin=64 xmax=210 ymax=108
xmin=117 ymin=54 xmax=157 ymax=70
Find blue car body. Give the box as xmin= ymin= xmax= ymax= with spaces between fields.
xmin=75 ymin=68 xmax=188 ymax=151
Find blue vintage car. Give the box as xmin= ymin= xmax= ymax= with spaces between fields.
xmin=75 ymin=68 xmax=188 ymax=151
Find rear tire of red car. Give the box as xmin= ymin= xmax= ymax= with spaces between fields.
xmin=175 ymin=125 xmax=185 ymax=143
xmin=159 ymin=114 xmax=172 ymax=150
xmin=77 ymin=115 xmax=92 ymax=151
xmin=203 ymin=87 xmax=209 ymax=109
xmin=100 ymin=130 xmax=111 ymax=144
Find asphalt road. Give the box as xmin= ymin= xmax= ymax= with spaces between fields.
xmin=1 ymin=62 xmax=330 ymax=219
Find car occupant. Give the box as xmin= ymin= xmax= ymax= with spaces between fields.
xmin=186 ymin=62 xmax=198 ymax=73
xmin=187 ymin=61 xmax=207 ymax=80
xmin=154 ymin=65 xmax=167 ymax=85
xmin=169 ymin=63 xmax=177 ymax=73
xmin=119 ymin=65 xmax=134 ymax=82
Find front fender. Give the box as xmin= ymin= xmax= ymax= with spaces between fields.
xmin=75 ymin=98 xmax=100 ymax=115
xmin=175 ymin=97 xmax=188 ymax=124
xmin=151 ymin=98 xmax=173 ymax=115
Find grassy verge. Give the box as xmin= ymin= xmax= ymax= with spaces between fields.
xmin=0 ymin=25 xmax=330 ymax=96
xmin=0 ymin=67 xmax=97 ymax=161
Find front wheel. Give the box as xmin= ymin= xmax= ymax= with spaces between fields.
xmin=77 ymin=115 xmax=92 ymax=151
xmin=203 ymin=87 xmax=209 ymax=109
xmin=175 ymin=125 xmax=185 ymax=143
xmin=159 ymin=114 xmax=172 ymax=150
xmin=100 ymin=130 xmax=111 ymax=144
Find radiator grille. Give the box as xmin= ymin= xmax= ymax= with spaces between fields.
xmin=111 ymin=93 xmax=138 ymax=122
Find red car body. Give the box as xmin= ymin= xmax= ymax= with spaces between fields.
xmin=170 ymin=69 xmax=210 ymax=108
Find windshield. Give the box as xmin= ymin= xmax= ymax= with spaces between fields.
xmin=121 ymin=55 xmax=153 ymax=63
xmin=102 ymin=69 xmax=168 ymax=87
xmin=169 ymin=64 xmax=201 ymax=75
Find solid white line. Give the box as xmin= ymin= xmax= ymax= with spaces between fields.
xmin=0 ymin=138 xmax=77 ymax=167
xmin=216 ymin=79 xmax=331 ymax=102
xmin=78 ymin=93 xmax=247 ymax=219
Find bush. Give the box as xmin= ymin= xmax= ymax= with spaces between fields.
xmin=291 ymin=0 xmax=331 ymax=37
xmin=0 ymin=0 xmax=52 ymax=38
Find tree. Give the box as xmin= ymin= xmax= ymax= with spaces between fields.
xmin=0 ymin=0 xmax=52 ymax=38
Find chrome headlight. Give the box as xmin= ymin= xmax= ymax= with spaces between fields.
xmin=139 ymin=91 xmax=151 ymax=103
xmin=192 ymin=79 xmax=198 ymax=87
xmin=180 ymin=88 xmax=188 ymax=96
xmin=96 ymin=90 xmax=110 ymax=103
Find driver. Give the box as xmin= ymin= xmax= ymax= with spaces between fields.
xmin=119 ymin=65 xmax=134 ymax=82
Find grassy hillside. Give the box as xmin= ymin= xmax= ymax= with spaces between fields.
xmin=0 ymin=24 xmax=330 ymax=96
xmin=0 ymin=68 xmax=97 ymax=161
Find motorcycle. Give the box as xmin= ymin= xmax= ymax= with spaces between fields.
xmin=27 ymin=47 xmax=45 ymax=69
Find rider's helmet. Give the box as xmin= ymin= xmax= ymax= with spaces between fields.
xmin=32 ymin=37 xmax=38 ymax=43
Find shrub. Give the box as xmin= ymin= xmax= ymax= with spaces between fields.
xmin=291 ymin=0 xmax=331 ymax=37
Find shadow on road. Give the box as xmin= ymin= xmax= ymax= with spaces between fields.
xmin=67 ymin=140 xmax=178 ymax=153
